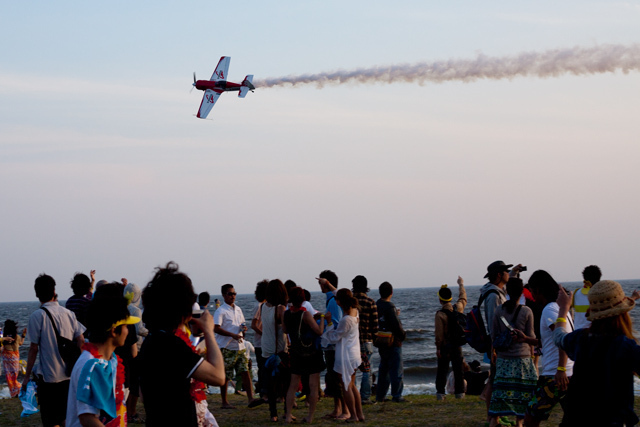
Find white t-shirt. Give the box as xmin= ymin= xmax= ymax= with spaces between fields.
xmin=302 ymin=301 xmax=318 ymax=315
xmin=66 ymin=351 xmax=116 ymax=427
xmin=540 ymin=302 xmax=574 ymax=377
xmin=214 ymin=303 xmax=246 ymax=350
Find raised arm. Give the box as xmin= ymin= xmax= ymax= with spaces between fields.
xmin=455 ymin=276 xmax=467 ymax=312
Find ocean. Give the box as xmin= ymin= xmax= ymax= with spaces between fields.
xmin=2 ymin=280 xmax=640 ymax=396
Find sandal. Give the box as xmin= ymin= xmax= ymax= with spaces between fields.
xmin=248 ymin=398 xmax=267 ymax=408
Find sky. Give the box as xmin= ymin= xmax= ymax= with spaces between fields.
xmin=2 ymin=2 xmax=640 ymax=302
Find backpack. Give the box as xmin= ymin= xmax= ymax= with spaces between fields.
xmin=464 ymin=289 xmax=498 ymax=353
xmin=440 ymin=308 xmax=468 ymax=347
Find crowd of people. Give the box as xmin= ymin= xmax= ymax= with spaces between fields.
xmin=436 ymin=262 xmax=640 ymax=427
xmin=3 ymin=260 xmax=640 ymax=426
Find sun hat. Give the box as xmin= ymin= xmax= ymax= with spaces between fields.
xmin=586 ymin=280 xmax=635 ymax=321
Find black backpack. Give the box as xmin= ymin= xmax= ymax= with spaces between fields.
xmin=440 ymin=308 xmax=468 ymax=347
xmin=464 ymin=289 xmax=498 ymax=353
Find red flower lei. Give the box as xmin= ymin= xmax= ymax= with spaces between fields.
xmin=82 ymin=343 xmax=125 ymax=421
xmin=175 ymin=329 xmax=207 ymax=402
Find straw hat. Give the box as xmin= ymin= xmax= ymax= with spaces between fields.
xmin=586 ymin=280 xmax=635 ymax=321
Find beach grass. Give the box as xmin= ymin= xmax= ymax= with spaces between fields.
xmin=4 ymin=392 xmax=638 ymax=427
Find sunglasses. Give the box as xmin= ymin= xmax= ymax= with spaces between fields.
xmin=226 ymin=292 xmax=237 ymax=296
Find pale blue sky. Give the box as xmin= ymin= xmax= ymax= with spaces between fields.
xmin=2 ymin=2 xmax=640 ymax=301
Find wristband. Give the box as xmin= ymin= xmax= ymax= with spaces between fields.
xmin=555 ymin=317 xmax=567 ymax=324
xmin=557 ymin=366 xmax=566 ymax=372
xmin=320 ymin=314 xmax=325 ymax=318
xmin=326 ymin=322 xmax=333 ymax=327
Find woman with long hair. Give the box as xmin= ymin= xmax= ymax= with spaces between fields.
xmin=554 ymin=280 xmax=640 ymax=426
xmin=260 ymin=279 xmax=290 ymax=422
xmin=282 ymin=287 xmax=325 ymax=423
xmin=321 ymin=287 xmax=364 ymax=423
xmin=488 ymin=277 xmax=537 ymax=427
xmin=1 ymin=319 xmax=25 ymax=397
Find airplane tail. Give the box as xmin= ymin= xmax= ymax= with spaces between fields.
xmin=238 ymin=75 xmax=255 ymax=98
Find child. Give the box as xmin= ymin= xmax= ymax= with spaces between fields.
xmin=1 ymin=320 xmax=25 ymax=397
xmin=66 ymin=283 xmax=140 ymax=427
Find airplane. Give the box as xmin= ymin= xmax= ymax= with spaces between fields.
xmin=192 ymin=56 xmax=255 ymax=119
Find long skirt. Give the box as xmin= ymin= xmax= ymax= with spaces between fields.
xmin=489 ymin=357 xmax=537 ymax=418
xmin=2 ymin=349 xmax=22 ymax=397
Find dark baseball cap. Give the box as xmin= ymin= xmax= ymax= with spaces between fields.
xmin=484 ymin=260 xmax=513 ymax=278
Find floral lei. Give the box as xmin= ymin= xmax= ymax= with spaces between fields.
xmin=82 ymin=343 xmax=125 ymax=423
xmin=175 ymin=329 xmax=207 ymax=402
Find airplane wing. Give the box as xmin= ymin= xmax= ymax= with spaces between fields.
xmin=196 ymin=89 xmax=221 ymax=119
xmin=210 ymin=56 xmax=231 ymax=81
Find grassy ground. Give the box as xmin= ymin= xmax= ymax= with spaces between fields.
xmin=0 ymin=392 xmax=583 ymax=427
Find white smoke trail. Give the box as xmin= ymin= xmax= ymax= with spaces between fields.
xmin=255 ymin=44 xmax=640 ymax=89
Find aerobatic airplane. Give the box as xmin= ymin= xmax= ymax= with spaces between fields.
xmin=192 ymin=56 xmax=255 ymax=119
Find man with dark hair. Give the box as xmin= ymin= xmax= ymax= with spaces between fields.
xmin=435 ymin=276 xmax=467 ymax=401
xmin=66 ymin=283 xmax=139 ymax=427
xmin=65 ymin=270 xmax=95 ymax=326
xmin=375 ymin=281 xmax=406 ymax=403
xmin=479 ymin=261 xmax=523 ymax=423
xmin=352 ymin=275 xmax=378 ymax=404
xmin=214 ymin=284 xmax=261 ymax=409
xmin=198 ymin=291 xmax=211 ymax=310
xmin=317 ymin=270 xmax=346 ymax=419
xmin=23 ymin=274 xmax=86 ymax=427
xmin=571 ymin=265 xmax=602 ymax=330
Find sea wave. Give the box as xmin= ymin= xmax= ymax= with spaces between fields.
xmin=404 ymin=366 xmax=438 ymax=376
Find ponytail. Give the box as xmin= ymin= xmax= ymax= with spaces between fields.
xmin=336 ymin=288 xmax=359 ymax=310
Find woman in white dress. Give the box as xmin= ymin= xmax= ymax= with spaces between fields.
xmin=322 ymin=288 xmax=364 ymax=423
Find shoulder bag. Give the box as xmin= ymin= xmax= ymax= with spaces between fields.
xmin=41 ymin=307 xmax=81 ymax=376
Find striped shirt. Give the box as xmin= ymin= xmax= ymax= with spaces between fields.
xmin=65 ymin=295 xmax=91 ymax=326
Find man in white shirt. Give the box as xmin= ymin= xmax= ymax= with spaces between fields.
xmin=22 ymin=274 xmax=86 ymax=427
xmin=214 ymin=284 xmax=261 ymax=409
xmin=525 ymin=270 xmax=574 ymax=427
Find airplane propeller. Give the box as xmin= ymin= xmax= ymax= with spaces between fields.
xmin=190 ymin=72 xmax=197 ymax=93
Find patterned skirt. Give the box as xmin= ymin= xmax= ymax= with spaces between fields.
xmin=2 ymin=349 xmax=22 ymax=397
xmin=489 ymin=357 xmax=538 ymax=418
